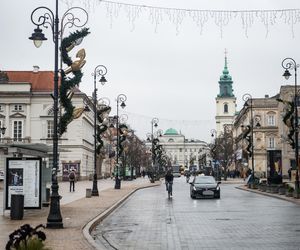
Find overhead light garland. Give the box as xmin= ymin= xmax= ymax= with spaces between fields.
xmin=59 ymin=0 xmax=300 ymax=37
xmin=62 ymin=0 xmax=300 ymax=36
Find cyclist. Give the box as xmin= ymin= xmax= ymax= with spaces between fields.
xmin=165 ymin=170 xmax=174 ymax=197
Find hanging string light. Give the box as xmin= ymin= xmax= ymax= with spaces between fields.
xmin=62 ymin=0 xmax=300 ymax=37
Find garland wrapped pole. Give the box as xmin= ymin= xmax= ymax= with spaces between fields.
xmin=29 ymin=2 xmax=89 ymax=229
xmin=59 ymin=28 xmax=90 ymax=136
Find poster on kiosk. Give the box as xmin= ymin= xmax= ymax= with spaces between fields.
xmin=5 ymin=158 xmax=42 ymax=209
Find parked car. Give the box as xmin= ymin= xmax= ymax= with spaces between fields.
xmin=0 ymin=170 xmax=4 ymax=181
xmin=190 ymin=175 xmax=221 ymax=199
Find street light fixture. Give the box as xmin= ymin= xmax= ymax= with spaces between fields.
xmin=282 ymin=57 xmax=300 ymax=190
xmin=115 ymin=94 xmax=127 ymax=189
xmin=29 ymin=1 xmax=88 ymax=228
xmin=91 ymin=65 xmax=108 ymax=196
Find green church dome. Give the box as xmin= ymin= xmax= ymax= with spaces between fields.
xmin=218 ymin=55 xmax=234 ymax=98
xmin=164 ymin=128 xmax=178 ymax=135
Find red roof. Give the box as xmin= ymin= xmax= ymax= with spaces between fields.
xmin=6 ymin=71 xmax=55 ymax=92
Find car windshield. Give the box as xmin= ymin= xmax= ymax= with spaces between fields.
xmin=194 ymin=176 xmax=216 ymax=184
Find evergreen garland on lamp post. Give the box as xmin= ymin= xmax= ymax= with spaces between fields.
xmin=29 ymin=2 xmax=88 ymax=229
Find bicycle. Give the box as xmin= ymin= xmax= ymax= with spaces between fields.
xmin=166 ymin=181 xmax=173 ymax=199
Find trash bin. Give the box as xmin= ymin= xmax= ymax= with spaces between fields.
xmin=86 ymin=188 xmax=92 ymax=198
xmin=115 ymin=177 xmax=121 ymax=189
xmin=43 ymin=188 xmax=51 ymax=207
xmin=10 ymin=194 xmax=24 ymax=220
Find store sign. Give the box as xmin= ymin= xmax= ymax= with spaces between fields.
xmin=5 ymin=158 xmax=41 ymax=209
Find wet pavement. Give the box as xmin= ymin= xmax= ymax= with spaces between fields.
xmin=0 ymin=177 xmax=157 ymax=249
xmin=93 ymin=177 xmax=300 ymax=250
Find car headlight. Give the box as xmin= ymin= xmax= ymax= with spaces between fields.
xmin=193 ymin=186 xmax=196 ymax=191
xmin=216 ymin=186 xmax=220 ymax=190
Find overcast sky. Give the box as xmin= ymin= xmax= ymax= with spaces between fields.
xmin=1 ymin=0 xmax=300 ymax=142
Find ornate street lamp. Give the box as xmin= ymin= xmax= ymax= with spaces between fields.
xmin=282 ymin=57 xmax=300 ymax=190
xmin=91 ymin=65 xmax=108 ymax=196
xmin=29 ymin=2 xmax=88 ymax=228
xmin=114 ymin=94 xmax=127 ymax=189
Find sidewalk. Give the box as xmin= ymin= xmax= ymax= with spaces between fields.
xmin=0 ymin=177 xmax=159 ymax=249
xmin=236 ymin=184 xmax=300 ymax=206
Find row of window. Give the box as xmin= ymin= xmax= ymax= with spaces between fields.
xmin=0 ymin=104 xmax=24 ymax=112
xmin=0 ymin=120 xmax=54 ymax=140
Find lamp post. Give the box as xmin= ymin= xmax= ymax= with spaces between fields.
xmin=242 ymin=93 xmax=262 ymax=185
xmin=210 ymin=129 xmax=219 ymax=180
xmin=242 ymin=94 xmax=254 ymax=184
xmin=282 ymin=57 xmax=300 ymax=190
xmin=29 ymin=2 xmax=88 ymax=228
xmin=115 ymin=94 xmax=127 ymax=189
xmin=151 ymin=118 xmax=159 ymax=175
xmin=91 ymin=65 xmax=107 ymax=196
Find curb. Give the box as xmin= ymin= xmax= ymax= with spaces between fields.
xmin=82 ymin=182 xmax=161 ymax=250
xmin=236 ymin=185 xmax=300 ymax=206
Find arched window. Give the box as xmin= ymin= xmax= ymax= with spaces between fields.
xmin=168 ymin=138 xmax=174 ymax=142
xmin=224 ymin=103 xmax=228 ymax=113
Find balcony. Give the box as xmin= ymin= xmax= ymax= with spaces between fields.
xmin=0 ymin=137 xmax=31 ymax=144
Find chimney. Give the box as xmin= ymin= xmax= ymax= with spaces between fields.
xmin=265 ymin=94 xmax=269 ymax=98
xmin=33 ymin=65 xmax=40 ymax=73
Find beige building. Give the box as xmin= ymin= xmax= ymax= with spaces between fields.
xmin=233 ymin=95 xmax=279 ymax=178
xmin=233 ymin=86 xmax=296 ymax=179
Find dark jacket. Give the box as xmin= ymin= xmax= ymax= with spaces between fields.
xmin=165 ymin=173 xmax=174 ymax=182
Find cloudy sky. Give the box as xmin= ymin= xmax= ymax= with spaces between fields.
xmin=1 ymin=0 xmax=300 ymax=142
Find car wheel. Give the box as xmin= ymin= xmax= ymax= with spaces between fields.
xmin=215 ymin=192 xmax=220 ymax=199
xmin=190 ymin=193 xmax=195 ymax=199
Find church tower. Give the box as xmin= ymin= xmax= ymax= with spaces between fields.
xmin=215 ymin=51 xmax=236 ymax=135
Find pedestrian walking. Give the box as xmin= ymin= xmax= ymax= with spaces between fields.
xmin=69 ymin=168 xmax=76 ymax=192
xmin=288 ymin=167 xmax=292 ymax=181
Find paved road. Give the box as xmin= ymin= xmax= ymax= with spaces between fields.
xmin=93 ymin=176 xmax=300 ymax=250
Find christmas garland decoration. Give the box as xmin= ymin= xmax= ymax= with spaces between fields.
xmin=100 ymin=1 xmax=300 ymax=37
xmin=96 ymin=105 xmax=112 ymax=154
xmin=277 ymin=98 xmax=295 ymax=148
xmin=58 ymin=28 xmax=90 ymax=136
xmin=62 ymin=0 xmax=300 ymax=37
xmin=118 ymin=124 xmax=128 ymax=157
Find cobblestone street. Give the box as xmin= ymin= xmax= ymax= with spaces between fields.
xmin=93 ymin=177 xmax=300 ymax=250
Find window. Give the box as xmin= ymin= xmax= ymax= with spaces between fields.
xmin=224 ymin=103 xmax=228 ymax=113
xmin=47 ymin=120 xmax=54 ymax=138
xmin=179 ymin=148 xmax=182 ymax=152
xmin=168 ymin=138 xmax=174 ymax=142
xmin=13 ymin=121 xmax=23 ymax=141
xmin=267 ymin=114 xmax=275 ymax=126
xmin=0 ymin=105 xmax=2 ymax=111
xmin=268 ymin=137 xmax=275 ymax=148
xmin=14 ymin=105 xmax=23 ymax=111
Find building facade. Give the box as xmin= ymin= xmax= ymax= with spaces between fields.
xmin=233 ymin=95 xmax=279 ymax=178
xmin=0 ymin=69 xmax=99 ymax=180
xmin=146 ymin=128 xmax=211 ymax=170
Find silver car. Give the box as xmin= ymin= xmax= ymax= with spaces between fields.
xmin=190 ymin=175 xmax=221 ymax=199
